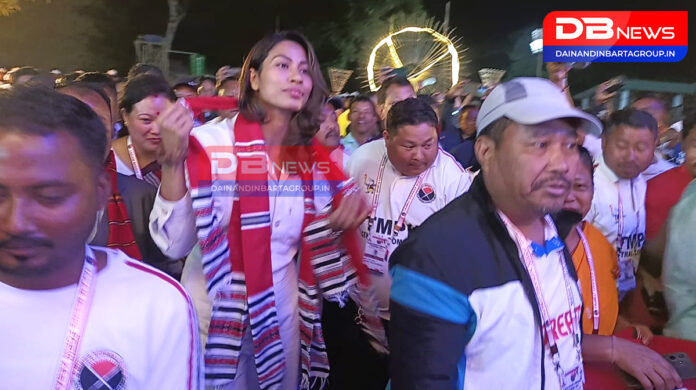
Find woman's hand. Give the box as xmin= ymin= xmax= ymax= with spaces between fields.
xmin=156 ymin=100 xmax=194 ymax=167
xmin=329 ymin=189 xmax=370 ymax=231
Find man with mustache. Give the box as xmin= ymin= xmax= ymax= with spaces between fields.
xmin=585 ymin=109 xmax=657 ymax=302
xmin=0 ymin=87 xmax=202 ymax=389
xmin=387 ymin=78 xmax=681 ymax=390
xmin=341 ymin=95 xmax=381 ymax=155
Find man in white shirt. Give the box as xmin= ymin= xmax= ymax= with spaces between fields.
xmin=348 ymin=97 xmax=472 ymax=308
xmin=323 ymin=97 xmax=471 ymax=390
xmin=586 ymin=109 xmax=658 ymax=300
xmin=0 ymin=86 xmax=201 ymax=389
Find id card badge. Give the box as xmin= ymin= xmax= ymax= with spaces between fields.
xmin=561 ymin=364 xmax=584 ymax=390
xmin=364 ymin=235 xmax=390 ymax=275
xmin=617 ymin=257 xmax=636 ymax=294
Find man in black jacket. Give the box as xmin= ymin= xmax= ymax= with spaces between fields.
xmin=388 ymin=77 xmax=682 ymax=390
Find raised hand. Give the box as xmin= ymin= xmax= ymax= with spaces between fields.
xmin=328 ymin=188 xmax=370 ymax=231
xmin=156 ymin=99 xmax=194 ymax=168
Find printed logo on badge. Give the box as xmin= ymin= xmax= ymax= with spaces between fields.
xmin=543 ymin=11 xmax=688 ymax=63
xmin=417 ymin=184 xmax=436 ymax=203
xmin=74 ymin=350 xmax=126 ymax=390
xmin=364 ymin=174 xmax=376 ymax=194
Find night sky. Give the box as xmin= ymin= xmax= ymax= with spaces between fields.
xmin=0 ymin=0 xmax=692 ymax=92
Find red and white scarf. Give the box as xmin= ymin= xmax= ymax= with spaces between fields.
xmin=184 ymin=97 xmax=386 ymax=389
xmin=104 ymin=150 xmax=142 ymax=260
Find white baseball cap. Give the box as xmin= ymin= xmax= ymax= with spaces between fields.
xmin=476 ymin=77 xmax=602 ymax=137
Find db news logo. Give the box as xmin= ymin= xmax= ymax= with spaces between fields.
xmin=543 ymin=11 xmax=688 ymax=62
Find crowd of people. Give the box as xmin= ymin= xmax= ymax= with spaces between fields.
xmin=0 ymin=29 xmax=694 ymax=390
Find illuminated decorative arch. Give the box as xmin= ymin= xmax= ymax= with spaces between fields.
xmin=367 ymin=26 xmax=460 ymax=92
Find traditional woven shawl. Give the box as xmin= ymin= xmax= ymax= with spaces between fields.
xmin=184 ymin=97 xmax=385 ymax=389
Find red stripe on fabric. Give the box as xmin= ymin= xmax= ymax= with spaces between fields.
xmin=124 ymin=260 xmax=196 ymax=390
xmin=249 ymin=301 xmax=277 ymax=319
xmin=257 ymin=360 xmax=285 ymax=382
xmin=318 ymin=268 xmax=346 ymax=280
xmin=298 ymin=300 xmax=318 ymax=312
xmin=205 ymin=358 xmax=239 ymax=365
xmin=204 ymin=263 xmax=224 ymax=283
xmin=253 ymin=330 xmax=282 ymax=354
xmin=439 ymin=147 xmax=466 ymax=172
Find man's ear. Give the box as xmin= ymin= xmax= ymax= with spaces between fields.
xmin=475 ymin=136 xmax=495 ymax=171
xmin=602 ymin=133 xmax=608 ymax=151
xmin=95 ymin=169 xmax=111 ymax=212
xmin=382 ymin=129 xmax=390 ymax=141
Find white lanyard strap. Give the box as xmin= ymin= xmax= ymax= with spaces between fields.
xmin=498 ymin=212 xmax=581 ymax=384
xmin=616 ymin=181 xmax=641 ymax=253
xmin=126 ymin=136 xmax=143 ymax=180
xmin=576 ymin=225 xmax=600 ymax=334
xmin=54 ymin=249 xmax=97 ymax=390
xmin=617 ymin=183 xmax=624 ymax=251
xmin=368 ymin=154 xmax=428 ymax=238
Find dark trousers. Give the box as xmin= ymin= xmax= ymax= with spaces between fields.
xmin=321 ymin=299 xmax=389 ymax=390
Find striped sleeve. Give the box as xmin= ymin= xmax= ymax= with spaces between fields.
xmin=125 ymin=260 xmax=203 ymax=389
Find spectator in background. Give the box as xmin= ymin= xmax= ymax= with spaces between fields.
xmin=416 ymin=94 xmax=442 ymax=129
xmin=585 ymin=109 xmax=656 ymax=305
xmin=328 ymin=96 xmax=344 ymax=116
xmin=378 ymin=76 xmax=415 ymax=123
xmin=172 ymin=81 xmax=198 ymax=99
xmin=564 ymin=146 xmax=620 ymax=336
xmin=25 ymin=71 xmax=57 ymax=89
xmin=215 ymin=75 xmax=241 ymax=120
xmin=315 ymin=102 xmax=348 ymax=169
xmin=631 ymin=95 xmax=677 ymax=180
xmin=645 ymin=112 xmax=696 ymax=242
xmin=217 ymin=75 xmax=239 ymax=98
xmin=55 ymin=71 xmax=87 ymax=88
xmin=127 ymin=63 xmax=165 ymax=80
xmin=663 ymin=111 xmax=696 ymax=341
xmin=438 ymin=80 xmax=476 ymax=151
xmin=8 ymin=66 xmax=39 ymax=86
xmin=341 ymin=95 xmax=380 ymax=154
xmin=197 ymin=75 xmax=216 ymax=97
xmin=112 ymin=74 xmax=176 ymax=186
xmin=448 ymin=104 xmax=480 ymax=170
xmin=633 ymin=94 xmax=680 ymax=164
xmin=57 ymin=82 xmax=181 ymax=277
xmin=76 ymin=72 xmax=121 ymax=135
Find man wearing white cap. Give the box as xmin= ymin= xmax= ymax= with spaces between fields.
xmin=388 ymin=78 xmax=681 ymax=390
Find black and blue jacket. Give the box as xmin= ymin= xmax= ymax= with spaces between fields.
xmin=388 ymin=174 xmax=578 ymax=390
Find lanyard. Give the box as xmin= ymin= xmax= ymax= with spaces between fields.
xmin=367 ymin=154 xmax=428 ymax=238
xmin=615 ymin=180 xmax=641 ymax=254
xmin=576 ymin=225 xmax=600 ymax=334
xmin=126 ymin=136 xmax=143 ymax=180
xmin=498 ymin=212 xmax=582 ymax=386
xmin=53 ymin=248 xmax=97 ymax=390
